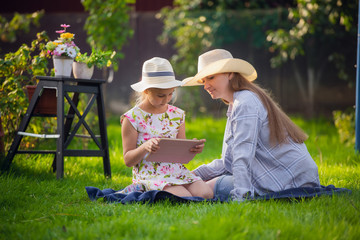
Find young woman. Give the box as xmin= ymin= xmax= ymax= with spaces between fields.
xmin=182 ymin=49 xmax=320 ymax=201
xmin=121 ymin=57 xmax=213 ymax=199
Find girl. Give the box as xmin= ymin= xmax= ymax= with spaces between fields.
xmin=182 ymin=49 xmax=320 ymax=201
xmin=120 ymin=57 xmax=213 ymax=199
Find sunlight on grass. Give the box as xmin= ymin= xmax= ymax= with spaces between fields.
xmin=1 ymin=116 xmax=359 ymax=239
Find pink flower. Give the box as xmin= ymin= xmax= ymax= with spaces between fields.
xmin=61 ymin=24 xmax=70 ymax=28
xmin=124 ymin=114 xmax=135 ymax=123
xmin=160 ymin=166 xmax=169 ymax=174
xmin=56 ymin=30 xmax=65 ymax=33
xmin=53 ymin=50 xmax=61 ymax=56
xmin=168 ymin=105 xmax=177 ymax=112
xmin=143 ymin=133 xmax=150 ymax=141
xmin=139 ymin=120 xmax=147 ymax=129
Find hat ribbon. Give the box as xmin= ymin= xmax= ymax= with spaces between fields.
xmin=142 ymin=71 xmax=174 ymax=77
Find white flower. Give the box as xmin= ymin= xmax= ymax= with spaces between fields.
xmin=55 ymin=44 xmax=67 ymax=55
xmin=66 ymin=47 xmax=77 ymax=58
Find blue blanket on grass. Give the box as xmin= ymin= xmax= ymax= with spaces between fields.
xmin=85 ymin=185 xmax=351 ymax=204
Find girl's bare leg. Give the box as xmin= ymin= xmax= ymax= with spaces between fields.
xmin=163 ymin=185 xmax=192 ymax=197
xmin=206 ymin=177 xmax=219 ymax=192
xmin=184 ymin=180 xmax=214 ymax=199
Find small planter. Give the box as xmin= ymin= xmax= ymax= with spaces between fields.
xmin=26 ymin=85 xmax=57 ymax=115
xmin=53 ymin=56 xmax=74 ymax=77
xmin=72 ymin=62 xmax=94 ymax=79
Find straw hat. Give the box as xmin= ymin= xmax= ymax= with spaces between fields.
xmin=182 ymin=49 xmax=257 ymax=86
xmin=131 ymin=57 xmax=182 ymax=92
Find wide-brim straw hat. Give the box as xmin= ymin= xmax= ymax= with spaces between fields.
xmin=131 ymin=57 xmax=182 ymax=92
xmin=182 ymin=49 xmax=257 ymax=86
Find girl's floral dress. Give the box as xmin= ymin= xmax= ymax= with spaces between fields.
xmin=120 ymin=105 xmax=201 ymax=193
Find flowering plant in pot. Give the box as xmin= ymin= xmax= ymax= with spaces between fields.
xmin=73 ymin=49 xmax=117 ymax=79
xmin=46 ymin=24 xmax=79 ymax=58
xmin=45 ymin=24 xmax=80 ymax=77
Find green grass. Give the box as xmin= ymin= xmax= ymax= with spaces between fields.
xmin=1 ymin=116 xmax=359 ymax=239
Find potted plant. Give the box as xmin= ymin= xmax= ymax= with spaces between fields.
xmin=45 ymin=24 xmax=80 ymax=77
xmin=73 ymin=49 xmax=117 ymax=79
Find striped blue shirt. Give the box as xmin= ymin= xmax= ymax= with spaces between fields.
xmin=194 ymin=90 xmax=320 ymax=200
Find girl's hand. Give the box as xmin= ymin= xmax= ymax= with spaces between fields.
xmin=143 ymin=138 xmax=160 ymax=153
xmin=190 ymin=139 xmax=206 ymax=154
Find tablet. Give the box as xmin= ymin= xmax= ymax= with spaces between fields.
xmin=145 ymin=138 xmax=202 ymax=164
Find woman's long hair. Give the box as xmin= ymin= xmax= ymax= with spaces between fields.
xmin=226 ymin=73 xmax=308 ymax=145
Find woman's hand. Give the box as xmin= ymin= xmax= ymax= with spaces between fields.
xmin=190 ymin=139 xmax=206 ymax=154
xmin=143 ymin=138 xmax=161 ymax=153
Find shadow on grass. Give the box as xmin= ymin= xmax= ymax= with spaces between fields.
xmin=0 ymin=154 xmax=131 ymax=188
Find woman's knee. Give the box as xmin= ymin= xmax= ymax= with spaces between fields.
xmin=213 ymin=175 xmax=234 ymax=201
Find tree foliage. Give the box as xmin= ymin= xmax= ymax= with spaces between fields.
xmin=267 ymin=0 xmax=357 ymax=81
xmin=81 ymin=0 xmax=135 ymax=71
xmin=0 ymin=10 xmax=44 ymax=45
xmin=158 ymin=0 xmax=290 ymax=76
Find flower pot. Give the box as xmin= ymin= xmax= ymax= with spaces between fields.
xmin=53 ymin=56 xmax=74 ymax=77
xmin=72 ymin=62 xmax=94 ymax=79
xmin=26 ymin=85 xmax=57 ymax=115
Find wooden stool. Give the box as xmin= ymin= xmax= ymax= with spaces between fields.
xmin=2 ymin=76 xmax=111 ymax=179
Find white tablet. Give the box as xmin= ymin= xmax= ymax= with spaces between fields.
xmin=145 ymin=138 xmax=202 ymax=164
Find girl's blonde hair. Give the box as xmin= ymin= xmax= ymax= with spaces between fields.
xmin=226 ymin=73 xmax=308 ymax=145
xmin=134 ymin=88 xmax=178 ymax=106
xmin=134 ymin=91 xmax=147 ymax=106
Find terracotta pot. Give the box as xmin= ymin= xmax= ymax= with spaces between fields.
xmin=26 ymin=85 xmax=57 ymax=115
xmin=72 ymin=62 xmax=94 ymax=79
xmin=53 ymin=56 xmax=74 ymax=77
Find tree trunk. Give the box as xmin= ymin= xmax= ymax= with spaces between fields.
xmin=291 ymin=62 xmax=320 ymax=118
xmin=306 ymin=67 xmax=315 ymax=117
xmin=292 ymin=62 xmax=312 ymax=117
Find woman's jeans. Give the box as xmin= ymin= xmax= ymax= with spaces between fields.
xmin=214 ymin=175 xmax=234 ymax=201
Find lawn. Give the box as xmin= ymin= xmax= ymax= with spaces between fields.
xmin=0 ymin=116 xmax=359 ymax=239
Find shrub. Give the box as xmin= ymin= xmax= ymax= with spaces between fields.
xmin=332 ymin=108 xmax=355 ymax=146
xmin=0 ymin=31 xmax=50 ymax=151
